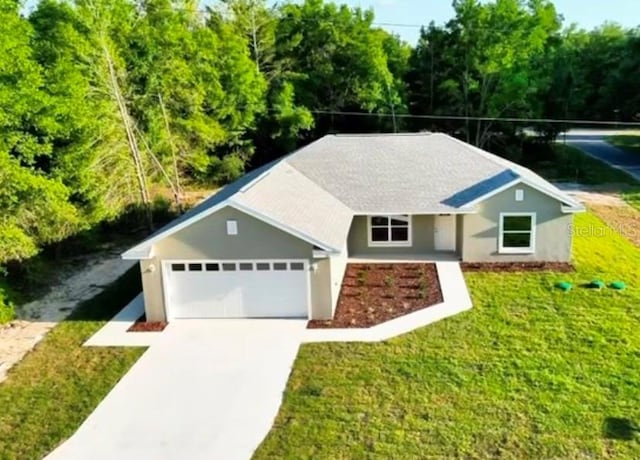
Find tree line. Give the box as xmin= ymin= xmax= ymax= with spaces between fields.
xmin=1 ymin=0 xmax=639 ymax=266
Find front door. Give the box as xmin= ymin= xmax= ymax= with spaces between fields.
xmin=434 ymin=215 xmax=456 ymax=251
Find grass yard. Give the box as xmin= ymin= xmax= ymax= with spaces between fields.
xmin=256 ymin=212 xmax=640 ymax=459
xmin=0 ymin=267 xmax=145 ymax=460
xmin=608 ymin=135 xmax=640 ymax=155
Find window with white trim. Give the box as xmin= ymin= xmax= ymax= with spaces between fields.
xmin=499 ymin=213 xmax=536 ymax=254
xmin=368 ymin=215 xmax=411 ymax=247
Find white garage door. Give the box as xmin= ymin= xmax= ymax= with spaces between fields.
xmin=163 ymin=260 xmax=309 ymax=319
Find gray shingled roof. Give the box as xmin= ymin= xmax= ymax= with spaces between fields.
xmin=234 ymin=162 xmax=353 ymax=250
xmin=123 ymin=133 xmax=583 ymax=257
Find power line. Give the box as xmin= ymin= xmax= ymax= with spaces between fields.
xmin=302 ymin=109 xmax=640 ymax=126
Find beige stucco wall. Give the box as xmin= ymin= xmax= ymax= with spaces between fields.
xmin=141 ymin=205 xmax=347 ymax=321
xmin=460 ymin=183 xmax=575 ymax=262
xmin=309 ymin=247 xmax=349 ymax=320
xmin=310 ymin=258 xmax=332 ymax=320
xmin=328 ymin=247 xmax=348 ymax=315
xmin=140 ymin=259 xmax=165 ymax=322
xmin=347 ymin=215 xmax=436 ymax=256
xmin=154 ymin=206 xmax=313 ymax=260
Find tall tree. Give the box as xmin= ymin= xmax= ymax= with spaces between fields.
xmin=407 ymin=0 xmax=561 ymax=147
xmin=274 ymin=0 xmax=402 ymax=134
xmin=31 ymin=0 xmax=154 ymax=227
xmin=128 ymin=0 xmax=266 ymax=184
xmin=0 ymin=0 xmax=79 ymax=263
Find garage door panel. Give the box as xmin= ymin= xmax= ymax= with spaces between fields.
xmin=165 ymin=260 xmax=308 ymax=319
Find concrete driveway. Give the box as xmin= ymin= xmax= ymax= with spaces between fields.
xmin=561 ymin=129 xmax=640 ymax=181
xmin=46 ymin=319 xmax=307 ymax=460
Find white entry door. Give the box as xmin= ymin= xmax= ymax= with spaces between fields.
xmin=163 ymin=260 xmax=309 ymax=319
xmin=434 ymin=215 xmax=457 ymax=251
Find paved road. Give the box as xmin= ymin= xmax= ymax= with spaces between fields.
xmin=46 ymin=319 xmax=307 ymax=460
xmin=561 ymin=130 xmax=640 ymax=181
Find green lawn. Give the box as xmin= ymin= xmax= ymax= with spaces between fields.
xmin=0 ymin=267 xmax=145 ymax=460
xmin=608 ymin=135 xmax=640 ymax=155
xmin=256 ymin=212 xmax=640 ymax=459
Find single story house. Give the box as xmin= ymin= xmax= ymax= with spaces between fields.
xmin=122 ymin=133 xmax=584 ymax=322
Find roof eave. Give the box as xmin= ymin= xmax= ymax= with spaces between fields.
xmin=562 ymin=205 xmax=587 ymax=214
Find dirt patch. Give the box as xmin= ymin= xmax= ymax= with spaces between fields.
xmin=0 ymin=249 xmax=135 ymax=383
xmin=589 ymin=204 xmax=640 ymax=248
xmin=554 ymin=182 xmax=631 ymax=207
xmin=461 ymin=262 xmax=574 ymax=273
xmin=127 ymin=314 xmax=168 ymax=332
xmin=308 ymin=263 xmax=443 ymax=329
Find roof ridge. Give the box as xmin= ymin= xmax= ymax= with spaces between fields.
xmin=333 ymin=132 xmax=433 ymax=137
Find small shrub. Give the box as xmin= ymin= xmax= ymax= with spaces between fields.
xmin=418 ymin=278 xmax=428 ymax=299
xmin=0 ymin=288 xmax=15 ymax=324
xmin=384 ymin=275 xmax=395 ymax=288
xmin=357 ymin=270 xmax=368 ymax=286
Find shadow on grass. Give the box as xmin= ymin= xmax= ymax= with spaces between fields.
xmin=65 ymin=265 xmax=142 ymax=322
xmin=603 ymin=417 xmax=640 ymax=441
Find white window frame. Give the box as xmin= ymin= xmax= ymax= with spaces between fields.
xmin=367 ymin=215 xmax=412 ymax=247
xmin=499 ymin=212 xmax=536 ymax=254
xmin=515 ymin=189 xmax=524 ymax=202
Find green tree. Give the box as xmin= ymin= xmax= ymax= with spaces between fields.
xmin=127 ymin=0 xmax=266 ymax=185
xmin=31 ymin=0 xmax=153 ymax=227
xmin=0 ymin=0 xmax=79 ymax=263
xmin=407 ymin=0 xmax=561 ymax=146
xmin=274 ymin=0 xmax=400 ymax=134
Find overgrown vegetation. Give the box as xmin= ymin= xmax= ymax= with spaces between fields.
xmin=3 ymin=0 xmax=640 ymax=273
xmin=0 ymin=290 xmax=15 ymax=324
xmin=608 ymin=134 xmax=640 ymax=154
xmin=0 ymin=266 xmax=144 ymax=459
xmin=3 ymin=0 xmax=640 ymax=315
xmin=256 ymin=212 xmax=640 ymax=458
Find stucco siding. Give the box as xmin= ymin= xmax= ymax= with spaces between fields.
xmin=154 ymin=206 xmax=313 ymax=260
xmin=461 ymin=184 xmax=574 ymax=262
xmin=309 ymin=247 xmax=348 ymax=320
xmin=328 ymin=247 xmax=348 ymax=315
xmin=310 ymin=258 xmax=332 ymax=319
xmin=140 ymin=259 xmax=166 ymax=322
xmin=348 ymin=215 xmax=435 ymax=256
xmin=144 ymin=206 xmax=317 ymax=321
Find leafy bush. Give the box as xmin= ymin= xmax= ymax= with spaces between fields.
xmin=0 ymin=288 xmax=15 ymax=324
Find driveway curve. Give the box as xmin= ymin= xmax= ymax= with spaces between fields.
xmin=562 ymin=130 xmax=640 ymax=181
xmin=46 ymin=319 xmax=307 ymax=460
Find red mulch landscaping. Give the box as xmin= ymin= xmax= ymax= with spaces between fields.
xmin=127 ymin=314 xmax=168 ymax=332
xmin=308 ymin=263 xmax=443 ymax=329
xmin=461 ymin=262 xmax=575 ymax=273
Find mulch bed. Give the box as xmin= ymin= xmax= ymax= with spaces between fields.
xmin=127 ymin=314 xmax=168 ymax=332
xmin=308 ymin=263 xmax=443 ymax=329
xmin=461 ymin=262 xmax=575 ymax=273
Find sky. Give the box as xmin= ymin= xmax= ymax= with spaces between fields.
xmin=344 ymin=0 xmax=640 ymax=43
